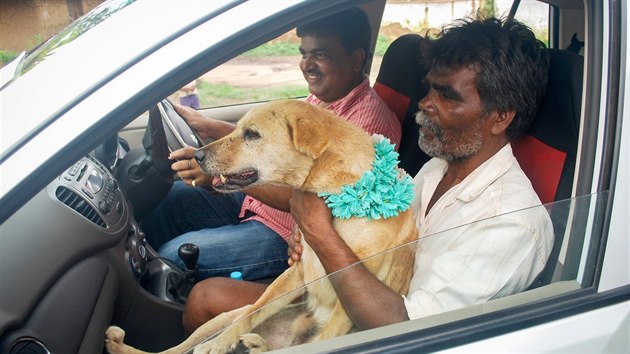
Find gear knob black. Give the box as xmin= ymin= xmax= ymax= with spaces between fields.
xmin=178 ymin=243 xmax=199 ymax=272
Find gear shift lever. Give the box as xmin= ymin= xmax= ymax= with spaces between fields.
xmin=165 ymin=243 xmax=199 ymax=304
xmin=178 ymin=243 xmax=199 ymax=278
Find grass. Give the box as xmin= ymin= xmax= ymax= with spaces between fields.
xmin=374 ymin=34 xmax=392 ymax=56
xmin=243 ymin=37 xmax=392 ymax=57
xmin=243 ymin=41 xmax=300 ymax=57
xmin=0 ymin=50 xmax=19 ymax=65
xmin=197 ymin=81 xmax=309 ymax=106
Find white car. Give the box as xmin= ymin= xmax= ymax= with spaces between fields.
xmin=0 ymin=0 xmax=627 ymax=353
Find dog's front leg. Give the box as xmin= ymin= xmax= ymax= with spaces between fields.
xmin=104 ymin=307 xmax=249 ymax=354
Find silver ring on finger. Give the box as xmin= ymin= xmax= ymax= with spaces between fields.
xmin=192 ymin=179 xmax=196 ymax=187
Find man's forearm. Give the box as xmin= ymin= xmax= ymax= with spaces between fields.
xmin=306 ymin=226 xmax=409 ymax=329
xmin=331 ymin=262 xmax=410 ymax=329
xmin=244 ymin=185 xmax=293 ymax=212
xmin=203 ymin=119 xmax=236 ymax=141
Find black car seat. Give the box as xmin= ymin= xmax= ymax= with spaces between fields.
xmin=515 ymin=48 xmax=584 ymax=288
xmin=512 ymin=49 xmax=583 ymax=205
xmin=373 ymin=33 xmax=431 ymax=177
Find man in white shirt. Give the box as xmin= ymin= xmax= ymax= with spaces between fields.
xmin=288 ymin=17 xmax=554 ymax=328
xmin=403 ymin=143 xmax=553 ymax=318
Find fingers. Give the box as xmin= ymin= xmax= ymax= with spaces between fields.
xmin=287 ymin=243 xmax=302 ymax=266
xmin=173 ymin=102 xmax=193 ymax=118
xmin=172 ymin=158 xmax=196 ymax=173
xmin=168 ymin=149 xmax=209 ymax=188
xmin=168 ymin=147 xmax=196 ymax=160
xmin=287 ymin=223 xmax=303 ymax=266
xmin=173 ymin=102 xmax=203 ymax=127
xmin=169 ymin=148 xmax=199 ymax=177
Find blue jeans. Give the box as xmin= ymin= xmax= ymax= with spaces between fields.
xmin=141 ymin=181 xmax=289 ymax=281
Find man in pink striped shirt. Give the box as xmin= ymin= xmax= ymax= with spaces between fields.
xmin=140 ymin=8 xmax=401 ymax=332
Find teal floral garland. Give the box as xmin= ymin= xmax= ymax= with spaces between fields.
xmin=318 ymin=135 xmax=415 ymax=220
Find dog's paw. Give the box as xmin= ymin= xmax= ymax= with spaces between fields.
xmin=228 ymin=333 xmax=269 ymax=354
xmin=104 ymin=326 xmax=128 ymax=353
xmin=192 ymin=340 xmax=226 ymax=354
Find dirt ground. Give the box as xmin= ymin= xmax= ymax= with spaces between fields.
xmin=201 ymin=55 xmax=384 ymax=88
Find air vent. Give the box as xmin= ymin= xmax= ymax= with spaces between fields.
xmin=55 ymin=186 xmax=106 ymax=227
xmin=10 ymin=337 xmax=51 ymax=354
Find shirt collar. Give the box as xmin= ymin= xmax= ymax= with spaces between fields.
xmin=457 ymin=143 xmax=515 ymax=202
xmin=307 ymin=75 xmax=370 ymax=115
xmin=432 ymin=143 xmax=515 ymax=206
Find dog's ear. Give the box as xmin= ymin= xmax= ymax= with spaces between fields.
xmin=287 ymin=114 xmax=330 ymax=159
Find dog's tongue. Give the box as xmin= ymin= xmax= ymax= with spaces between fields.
xmin=211 ymin=175 xmax=223 ymax=187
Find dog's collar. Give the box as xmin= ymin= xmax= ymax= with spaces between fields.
xmin=318 ymin=135 xmax=415 ymax=220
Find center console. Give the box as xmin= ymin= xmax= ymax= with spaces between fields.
xmin=54 ymin=155 xmax=196 ymax=305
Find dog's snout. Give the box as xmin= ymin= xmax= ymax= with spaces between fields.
xmin=193 ymin=149 xmax=205 ymax=163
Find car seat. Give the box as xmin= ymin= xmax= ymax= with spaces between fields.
xmin=512 ymin=49 xmax=583 ymax=205
xmin=515 ymin=48 xmax=584 ymax=288
xmin=373 ymin=33 xmax=431 ymax=177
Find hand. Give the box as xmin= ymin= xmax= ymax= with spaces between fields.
xmin=168 ymin=147 xmax=213 ymax=187
xmin=287 ymin=224 xmax=303 ymax=266
xmin=172 ymin=103 xmax=213 ymax=140
xmin=289 ymin=190 xmax=334 ymax=247
xmin=173 ymin=102 xmax=236 ymax=141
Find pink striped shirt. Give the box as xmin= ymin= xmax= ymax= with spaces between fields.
xmin=239 ymin=77 xmax=401 ymax=241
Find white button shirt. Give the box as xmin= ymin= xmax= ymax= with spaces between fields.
xmin=404 ymin=144 xmax=554 ymax=320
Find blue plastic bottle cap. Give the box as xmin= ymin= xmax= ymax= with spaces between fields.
xmin=230 ymin=271 xmax=243 ymax=280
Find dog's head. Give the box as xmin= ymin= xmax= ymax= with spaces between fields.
xmin=196 ymin=100 xmax=342 ymax=191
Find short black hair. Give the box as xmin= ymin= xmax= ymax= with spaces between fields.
xmin=296 ymin=8 xmax=372 ymax=63
xmin=428 ymin=17 xmax=549 ymax=140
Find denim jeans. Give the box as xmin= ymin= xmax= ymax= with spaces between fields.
xmin=141 ymin=181 xmax=289 ymax=281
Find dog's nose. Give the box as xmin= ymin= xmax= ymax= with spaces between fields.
xmin=193 ymin=149 xmax=205 ymax=164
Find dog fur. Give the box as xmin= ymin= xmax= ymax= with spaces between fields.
xmin=105 ymin=100 xmax=418 ymax=353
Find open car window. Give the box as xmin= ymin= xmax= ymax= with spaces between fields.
xmin=191 ymin=192 xmax=608 ymax=352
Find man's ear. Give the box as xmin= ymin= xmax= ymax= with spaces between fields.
xmin=287 ymin=115 xmax=330 ymax=159
xmin=352 ymin=48 xmax=367 ymax=72
xmin=491 ymin=110 xmax=516 ymax=135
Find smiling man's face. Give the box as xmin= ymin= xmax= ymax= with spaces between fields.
xmin=298 ymin=34 xmax=364 ymax=104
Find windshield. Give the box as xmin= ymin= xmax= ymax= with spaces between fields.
xmin=190 ymin=192 xmax=608 ymax=352
xmin=15 ymin=0 xmax=134 ymax=77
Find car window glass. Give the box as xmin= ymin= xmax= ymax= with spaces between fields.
xmin=17 ymin=0 xmax=135 ymax=77
xmin=374 ymin=1 xmax=550 ymax=79
xmin=171 ymin=1 xmax=552 ymax=110
xmin=169 ymin=30 xmax=308 ymax=109
xmin=196 ymin=192 xmax=607 ymax=351
xmin=512 ymin=0 xmax=550 ymax=47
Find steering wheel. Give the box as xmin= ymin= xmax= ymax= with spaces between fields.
xmin=156 ymin=99 xmax=204 ymax=152
xmin=113 ymin=99 xmax=204 ymax=221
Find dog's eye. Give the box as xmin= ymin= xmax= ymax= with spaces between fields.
xmin=243 ymin=129 xmax=261 ymax=140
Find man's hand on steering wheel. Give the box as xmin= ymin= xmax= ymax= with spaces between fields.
xmin=172 ymin=104 xmax=214 ymax=141
xmin=171 ymin=102 xmax=236 ymax=141
xmin=169 ymin=147 xmax=213 ymax=188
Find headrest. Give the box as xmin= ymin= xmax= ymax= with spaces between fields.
xmin=374 ymin=34 xmax=431 ymax=177
xmin=512 ymin=49 xmax=583 ymax=204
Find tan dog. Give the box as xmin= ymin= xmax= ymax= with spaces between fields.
xmin=105 ymin=100 xmax=418 ymax=353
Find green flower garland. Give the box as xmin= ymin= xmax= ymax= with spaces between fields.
xmin=318 ymin=135 xmax=415 ymax=220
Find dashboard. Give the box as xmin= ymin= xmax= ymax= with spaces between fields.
xmin=0 ymin=153 xmax=186 ymax=353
